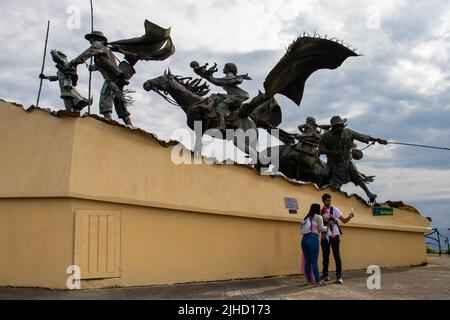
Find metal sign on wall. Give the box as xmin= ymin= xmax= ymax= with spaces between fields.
xmin=373 ymin=207 xmax=394 ymax=216
xmin=284 ymin=197 xmax=299 ymax=214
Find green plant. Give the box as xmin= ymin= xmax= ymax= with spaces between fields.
xmin=427 ymin=247 xmax=439 ymax=254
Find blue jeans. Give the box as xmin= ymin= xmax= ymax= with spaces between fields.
xmin=301 ymin=233 xmax=320 ymax=282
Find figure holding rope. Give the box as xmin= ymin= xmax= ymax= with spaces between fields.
xmin=319 ymin=116 xmax=387 ymax=203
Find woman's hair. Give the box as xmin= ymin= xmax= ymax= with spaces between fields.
xmin=305 ymin=203 xmax=321 ymax=220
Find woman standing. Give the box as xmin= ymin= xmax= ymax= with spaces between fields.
xmin=301 ymin=203 xmax=328 ymax=286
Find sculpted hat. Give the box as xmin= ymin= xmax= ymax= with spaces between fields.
xmin=330 ymin=115 xmax=348 ymax=127
xmin=85 ymin=31 xmax=108 ymax=43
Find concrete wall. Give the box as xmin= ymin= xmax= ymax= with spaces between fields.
xmin=0 ymin=101 xmax=431 ymax=289
xmin=0 ymin=199 xmax=74 ymax=288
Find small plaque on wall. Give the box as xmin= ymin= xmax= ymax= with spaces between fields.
xmin=373 ymin=207 xmax=394 ymax=216
xmin=285 ymin=197 xmax=299 ymax=214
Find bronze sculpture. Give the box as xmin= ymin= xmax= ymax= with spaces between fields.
xmin=144 ymin=35 xmax=390 ymax=199
xmin=264 ymin=36 xmax=358 ymax=106
xmin=261 ymin=37 xmax=391 ymax=202
xmin=191 ymin=61 xmax=252 ymax=131
xmin=145 ymin=36 xmax=357 ymax=161
xmin=37 ymin=22 xmax=393 ymax=203
xmin=273 ymin=117 xmax=331 ymax=184
xmin=296 ymin=117 xmax=331 ymax=146
xmin=143 ymin=69 xmax=282 ymax=163
xmin=39 ymin=50 xmax=90 ymax=112
xmin=69 ymin=20 xmax=175 ymax=125
xmin=69 ymin=31 xmax=133 ymax=125
xmin=319 ymin=116 xmax=387 ymax=203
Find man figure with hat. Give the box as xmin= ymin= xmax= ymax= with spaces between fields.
xmin=319 ymin=116 xmax=387 ymax=203
xmin=69 ymin=31 xmax=132 ymax=126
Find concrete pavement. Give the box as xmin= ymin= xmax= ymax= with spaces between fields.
xmin=1 ymin=255 xmax=449 ymax=300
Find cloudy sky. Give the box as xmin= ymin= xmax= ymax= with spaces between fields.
xmin=1 ymin=0 xmax=449 ymax=240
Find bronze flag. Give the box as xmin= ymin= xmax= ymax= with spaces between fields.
xmin=109 ymin=20 xmax=175 ymax=61
xmin=264 ymin=36 xmax=358 ymax=106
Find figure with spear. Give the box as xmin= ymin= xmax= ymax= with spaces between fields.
xmin=40 ymin=50 xmax=91 ymax=112
xmin=69 ymin=16 xmax=175 ymax=126
xmin=69 ymin=30 xmax=133 ymax=125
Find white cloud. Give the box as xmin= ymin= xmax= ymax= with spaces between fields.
xmin=389 ymin=59 xmax=449 ymax=96
xmin=343 ymin=165 xmax=450 ymax=202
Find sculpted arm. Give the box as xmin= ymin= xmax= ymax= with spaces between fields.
xmin=70 ymin=43 xmax=103 ymax=66
xmin=350 ymin=129 xmax=388 ymax=145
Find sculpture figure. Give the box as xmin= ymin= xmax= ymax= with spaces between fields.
xmin=69 ymin=20 xmax=176 ymax=125
xmin=39 ymin=50 xmax=90 ymax=112
xmin=191 ymin=61 xmax=252 ymax=131
xmin=297 ymin=117 xmax=331 ymax=147
xmin=319 ymin=116 xmax=387 ymax=203
xmin=69 ymin=31 xmax=133 ymax=125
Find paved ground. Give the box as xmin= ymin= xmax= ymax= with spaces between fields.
xmin=1 ymin=255 xmax=449 ymax=300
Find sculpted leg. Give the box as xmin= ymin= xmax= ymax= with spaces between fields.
xmin=99 ymin=81 xmax=114 ymax=120
xmin=358 ymin=181 xmax=377 ymax=203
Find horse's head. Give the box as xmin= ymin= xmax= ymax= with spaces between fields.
xmin=144 ymin=69 xmax=210 ymax=95
xmin=143 ymin=69 xmax=174 ymax=94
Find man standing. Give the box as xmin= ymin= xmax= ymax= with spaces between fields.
xmin=70 ymin=31 xmax=132 ymax=126
xmin=320 ymin=193 xmax=355 ymax=284
xmin=319 ymin=116 xmax=387 ymax=203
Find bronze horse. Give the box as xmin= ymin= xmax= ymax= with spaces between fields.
xmin=143 ymin=70 xmax=289 ymax=163
xmin=143 ymin=70 xmax=331 ymax=184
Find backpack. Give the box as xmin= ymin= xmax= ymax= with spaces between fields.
xmin=300 ymin=217 xmax=313 ymax=235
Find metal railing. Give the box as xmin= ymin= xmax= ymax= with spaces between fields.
xmin=425 ymin=228 xmax=450 ymax=256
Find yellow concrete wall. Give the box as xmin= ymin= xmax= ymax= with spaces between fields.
xmin=0 ymin=197 xmax=427 ymax=289
xmin=71 ymin=199 xmax=427 ymax=288
xmin=0 ymin=102 xmax=74 ymax=197
xmin=0 ymin=101 xmax=431 ymax=289
xmin=0 ymin=199 xmax=74 ymax=288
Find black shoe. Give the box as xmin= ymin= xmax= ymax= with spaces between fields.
xmin=336 ymin=276 xmax=344 ymax=284
xmin=320 ymin=275 xmax=330 ymax=282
